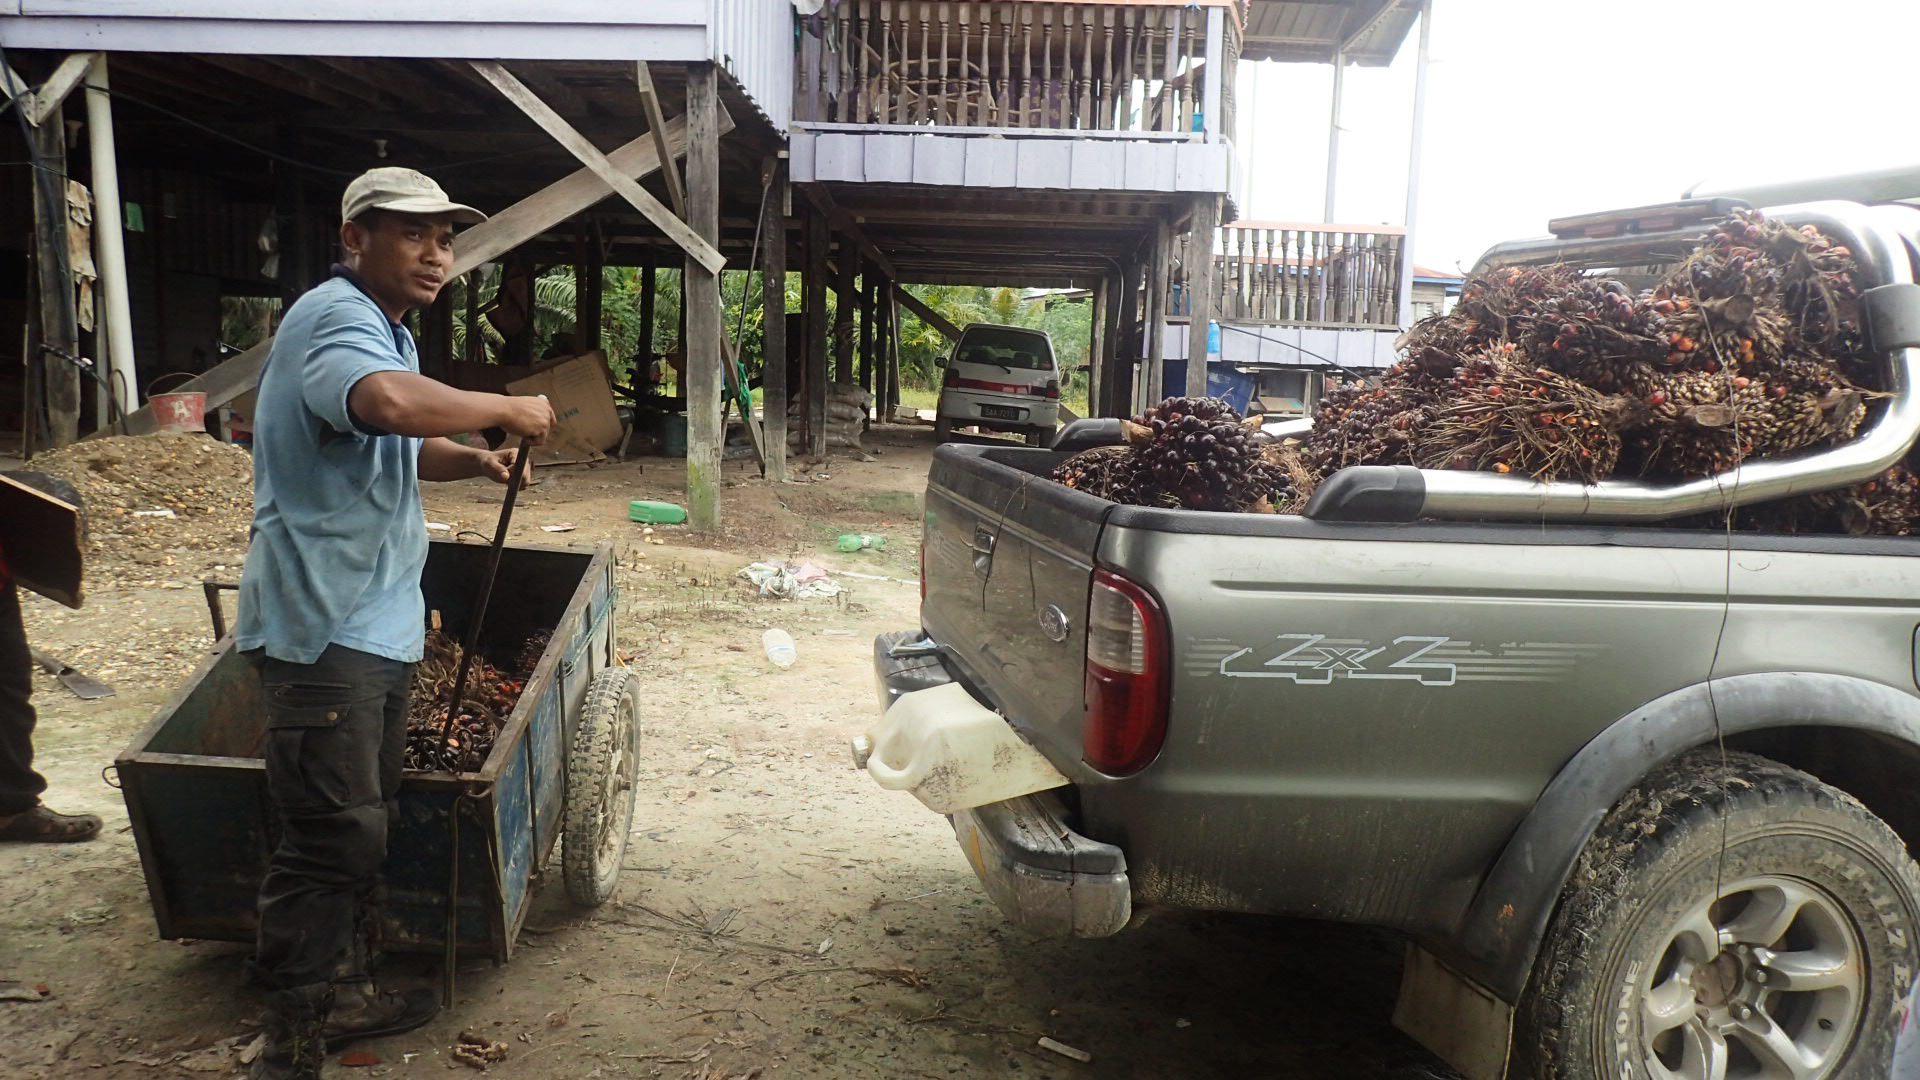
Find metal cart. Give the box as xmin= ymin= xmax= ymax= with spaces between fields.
xmin=114 ymin=539 xmax=642 ymax=963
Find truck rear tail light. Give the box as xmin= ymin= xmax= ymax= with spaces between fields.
xmin=1083 ymin=569 xmax=1169 ymax=775
xmin=942 ymin=366 xmax=959 ymax=387
xmin=1043 ymin=379 xmax=1061 ymax=399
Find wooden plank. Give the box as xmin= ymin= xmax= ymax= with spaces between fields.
xmin=633 ymin=60 xmax=687 ymax=219
xmin=26 ymin=51 xmax=97 ymax=125
xmin=31 ymin=117 xmax=78 ymax=445
xmin=892 ymin=284 xmax=961 ymax=342
xmin=453 ymin=114 xmax=722 ymax=278
xmin=683 ymin=62 xmax=722 ymax=531
xmin=469 ymin=60 xmax=725 ymax=274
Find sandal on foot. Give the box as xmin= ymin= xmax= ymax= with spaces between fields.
xmin=0 ymin=805 xmax=103 ymax=843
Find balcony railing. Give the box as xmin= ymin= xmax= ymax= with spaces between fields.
xmin=1173 ymin=222 xmax=1406 ymax=329
xmin=796 ymin=0 xmax=1238 ymax=140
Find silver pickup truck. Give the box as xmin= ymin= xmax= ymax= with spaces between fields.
xmin=857 ymin=200 xmax=1920 ymax=1080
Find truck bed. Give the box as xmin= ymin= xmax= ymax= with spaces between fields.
xmin=922 ymin=440 xmax=1920 ymax=941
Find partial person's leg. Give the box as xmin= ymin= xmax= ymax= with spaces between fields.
xmin=0 ymin=579 xmax=100 ymax=843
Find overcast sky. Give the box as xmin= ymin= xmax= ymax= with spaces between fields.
xmin=1233 ymin=0 xmax=1920 ymax=275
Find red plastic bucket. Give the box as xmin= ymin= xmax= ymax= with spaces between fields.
xmin=151 ymin=392 xmax=207 ymax=435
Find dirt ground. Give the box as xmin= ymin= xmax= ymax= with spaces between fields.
xmin=0 ymin=423 xmax=1461 ymax=1080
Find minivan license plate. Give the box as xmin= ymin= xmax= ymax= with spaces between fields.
xmin=980 ymin=404 xmax=1023 ymax=421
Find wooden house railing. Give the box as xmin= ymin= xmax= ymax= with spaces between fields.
xmin=796 ymin=0 xmax=1238 ymax=139
xmin=1173 ymin=223 xmax=1406 ymax=329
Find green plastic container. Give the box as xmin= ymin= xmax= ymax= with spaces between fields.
xmin=629 ymin=500 xmax=687 ymax=525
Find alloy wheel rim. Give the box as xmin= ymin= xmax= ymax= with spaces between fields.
xmin=1640 ymin=875 xmax=1864 ymax=1080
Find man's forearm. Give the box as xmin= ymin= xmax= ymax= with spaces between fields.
xmin=350 ymin=371 xmax=512 ymax=438
xmin=417 ymin=438 xmax=492 ymax=482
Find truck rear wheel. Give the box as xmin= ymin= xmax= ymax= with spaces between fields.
xmin=934 ymin=416 xmax=954 ymax=442
xmin=1519 ymin=749 xmax=1920 ymax=1080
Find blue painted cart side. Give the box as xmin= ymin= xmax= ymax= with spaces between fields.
xmin=114 ymin=540 xmax=617 ymax=964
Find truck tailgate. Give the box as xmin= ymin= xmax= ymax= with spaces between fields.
xmin=922 ymin=445 xmax=1109 ymax=771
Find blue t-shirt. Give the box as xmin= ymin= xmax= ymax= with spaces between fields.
xmin=235 ymin=272 xmax=427 ymax=665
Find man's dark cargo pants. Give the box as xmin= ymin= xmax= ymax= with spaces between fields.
xmin=248 ymin=644 xmax=413 ymax=991
xmin=0 ymin=581 xmax=48 ymax=816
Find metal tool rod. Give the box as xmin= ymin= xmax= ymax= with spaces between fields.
xmin=434 ymin=440 xmax=532 ymax=768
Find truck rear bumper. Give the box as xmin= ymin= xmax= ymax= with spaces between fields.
xmin=953 ymin=793 xmax=1132 ymax=938
xmin=864 ymin=630 xmax=1131 ymax=938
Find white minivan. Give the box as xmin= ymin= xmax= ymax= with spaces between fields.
xmin=933 ymin=323 xmax=1061 ymax=446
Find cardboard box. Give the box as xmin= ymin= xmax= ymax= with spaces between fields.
xmin=505 ymin=350 xmax=623 ymax=466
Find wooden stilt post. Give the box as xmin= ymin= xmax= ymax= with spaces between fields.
xmin=1144 ymin=218 xmax=1172 ymax=409
xmin=1117 ymin=259 xmax=1144 ymax=416
xmin=638 ymin=248 xmax=657 ymax=381
xmin=804 ymin=208 xmax=829 ymax=456
xmin=1185 ymin=195 xmax=1218 ymax=399
xmin=684 ymin=62 xmax=723 ymax=532
xmin=859 ymin=262 xmax=875 ymax=402
xmin=30 ymin=117 xmax=79 ymax=446
xmin=575 ymin=219 xmax=603 ymax=354
xmin=887 ymin=288 xmax=902 ymax=422
xmin=834 ymin=237 xmax=856 ymax=384
xmin=1087 ymin=278 xmax=1108 ymax=416
xmin=873 ymin=275 xmax=892 ymax=422
xmin=762 ymin=167 xmax=788 ymax=482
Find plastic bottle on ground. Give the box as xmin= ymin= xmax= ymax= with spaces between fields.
xmin=762 ymin=628 xmax=797 ymax=668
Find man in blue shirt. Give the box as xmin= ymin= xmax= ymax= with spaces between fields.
xmin=238 ymin=168 xmax=554 ymax=1080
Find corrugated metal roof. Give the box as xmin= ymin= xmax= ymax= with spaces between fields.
xmin=1240 ymin=0 xmax=1420 ymax=66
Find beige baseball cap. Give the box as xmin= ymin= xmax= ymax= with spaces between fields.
xmin=341 ymin=167 xmax=486 ymax=226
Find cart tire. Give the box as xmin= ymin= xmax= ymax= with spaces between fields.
xmin=562 ymin=667 xmax=643 ymax=907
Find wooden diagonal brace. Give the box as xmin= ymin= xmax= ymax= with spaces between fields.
xmin=891 ymin=284 xmax=962 ymax=342
xmin=1 ymin=52 xmax=100 ymax=127
xmin=634 ymin=60 xmax=687 ymax=220
xmin=471 ymin=60 xmax=725 ymax=274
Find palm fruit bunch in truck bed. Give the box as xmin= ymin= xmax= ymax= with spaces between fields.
xmin=1051 ymin=396 xmax=1287 ymax=512
xmin=1047 ymin=209 xmax=1920 ymax=533
xmin=1292 ymin=208 xmax=1920 ymax=534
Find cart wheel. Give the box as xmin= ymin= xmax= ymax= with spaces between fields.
xmin=562 ymin=667 xmax=642 ymax=907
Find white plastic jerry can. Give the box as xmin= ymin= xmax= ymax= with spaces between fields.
xmin=852 ymin=682 xmax=1069 ymax=815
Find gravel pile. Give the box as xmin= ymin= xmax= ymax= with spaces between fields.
xmin=27 ymin=433 xmax=254 ymax=589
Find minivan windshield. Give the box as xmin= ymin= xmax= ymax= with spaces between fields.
xmin=953 ymin=328 xmax=1053 ymax=371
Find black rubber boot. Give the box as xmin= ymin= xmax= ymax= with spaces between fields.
xmin=322 ymin=980 xmax=439 ymax=1050
xmin=250 ymin=983 xmax=333 ymax=1080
